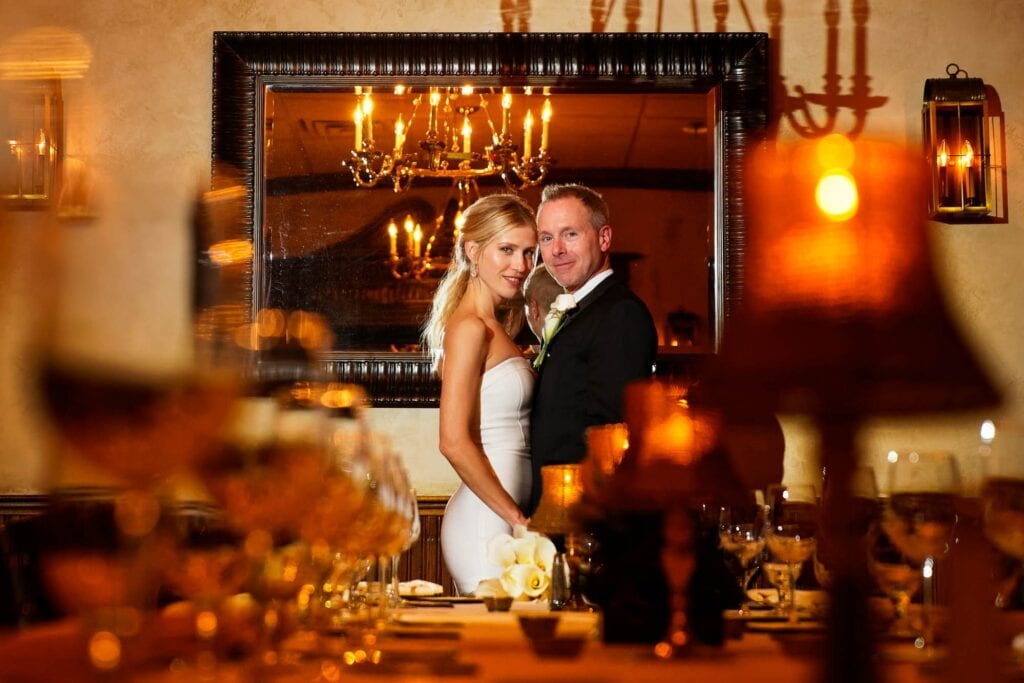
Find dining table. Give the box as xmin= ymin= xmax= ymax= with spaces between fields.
xmin=0 ymin=597 xmax=966 ymax=683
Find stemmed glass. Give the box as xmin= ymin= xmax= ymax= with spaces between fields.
xmin=881 ymin=450 xmax=959 ymax=651
xmin=765 ymin=483 xmax=818 ymax=624
xmin=980 ymin=422 xmax=1024 ymax=606
xmin=867 ymin=520 xmax=922 ymax=638
xmin=718 ymin=497 xmax=767 ymax=613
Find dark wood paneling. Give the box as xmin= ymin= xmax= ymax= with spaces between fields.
xmin=0 ymin=493 xmax=454 ymax=594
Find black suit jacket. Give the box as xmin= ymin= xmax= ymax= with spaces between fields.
xmin=528 ymin=274 xmax=657 ymax=513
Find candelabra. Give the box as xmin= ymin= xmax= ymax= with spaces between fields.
xmin=344 ymin=86 xmax=552 ymax=195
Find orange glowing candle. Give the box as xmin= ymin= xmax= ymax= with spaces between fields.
xmin=540 ymin=98 xmax=552 ymax=153
xmin=523 ymin=109 xmax=533 ymax=159
xmin=387 ymin=221 xmax=398 ymax=258
xmin=461 ymin=115 xmax=472 ymax=156
xmin=501 ymin=92 xmax=512 ymax=139
xmin=354 ymin=104 xmax=363 ymax=150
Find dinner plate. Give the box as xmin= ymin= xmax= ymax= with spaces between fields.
xmin=405 ymin=595 xmax=483 ymax=603
xmin=746 ymin=620 xmax=826 ymax=633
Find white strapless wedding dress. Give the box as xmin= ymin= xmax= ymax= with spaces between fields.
xmin=440 ymin=356 xmax=534 ymax=595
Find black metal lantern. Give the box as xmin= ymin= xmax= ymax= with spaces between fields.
xmin=923 ymin=64 xmax=1005 ymax=222
xmin=0 ymin=78 xmax=63 ymax=209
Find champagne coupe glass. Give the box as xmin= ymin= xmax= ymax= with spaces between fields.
xmin=882 ymin=450 xmax=959 ymax=651
xmin=980 ymin=421 xmax=1024 ymax=607
xmin=866 ymin=521 xmax=922 ymax=638
xmin=718 ymin=497 xmax=767 ymax=613
xmin=765 ymin=483 xmax=818 ymax=623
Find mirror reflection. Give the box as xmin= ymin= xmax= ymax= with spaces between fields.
xmin=261 ymin=85 xmax=717 ymax=353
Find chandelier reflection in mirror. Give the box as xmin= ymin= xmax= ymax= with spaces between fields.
xmin=344 ymin=85 xmax=553 ymax=280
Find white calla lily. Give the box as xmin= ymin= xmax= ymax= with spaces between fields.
xmin=534 ymin=535 xmax=557 ymax=573
xmin=486 ymin=533 xmax=517 ymax=568
xmin=507 ymin=563 xmax=550 ymax=598
xmin=512 ymin=534 xmax=538 ymax=564
xmin=474 ymin=578 xmax=506 ymax=598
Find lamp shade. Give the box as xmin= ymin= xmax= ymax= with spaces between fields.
xmin=530 ymin=464 xmax=584 ymax=536
xmin=706 ymin=135 xmax=1000 ymax=417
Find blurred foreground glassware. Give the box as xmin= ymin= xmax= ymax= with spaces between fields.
xmin=980 ymin=421 xmax=1024 ymax=607
xmin=882 ymin=450 xmax=959 ymax=651
xmin=867 ymin=521 xmax=921 ymax=638
xmin=38 ymin=355 xmax=237 ymax=678
xmin=164 ymin=503 xmax=249 ymax=675
xmin=765 ymin=483 xmax=818 ymax=624
xmin=718 ymin=495 xmax=766 ymax=613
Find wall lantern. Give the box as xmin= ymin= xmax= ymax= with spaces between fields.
xmin=923 ymin=64 xmax=1006 ymax=223
xmin=0 ymin=78 xmax=63 ymax=209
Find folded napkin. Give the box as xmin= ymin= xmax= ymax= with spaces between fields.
xmin=400 ymin=579 xmax=444 ymax=596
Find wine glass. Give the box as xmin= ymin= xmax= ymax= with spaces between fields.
xmin=867 ymin=520 xmax=922 ymax=638
xmin=762 ymin=560 xmax=800 ymax=616
xmin=882 ymin=450 xmax=959 ymax=651
xmin=718 ymin=497 xmax=767 ymax=613
xmin=164 ymin=503 xmax=249 ymax=675
xmin=980 ymin=421 xmax=1024 ymax=606
xmin=765 ymin=483 xmax=818 ymax=623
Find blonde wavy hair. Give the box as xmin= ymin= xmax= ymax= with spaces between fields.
xmin=422 ymin=193 xmax=537 ymax=371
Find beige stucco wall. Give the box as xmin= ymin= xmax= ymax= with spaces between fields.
xmin=1 ymin=1 xmax=1022 ymax=496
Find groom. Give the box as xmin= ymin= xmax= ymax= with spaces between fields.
xmin=528 ymin=184 xmax=657 ymax=514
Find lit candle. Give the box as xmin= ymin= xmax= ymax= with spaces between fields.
xmin=354 ymin=104 xmax=363 ymax=151
xmin=403 ymin=215 xmax=414 ymax=256
xmin=540 ymin=98 xmax=552 ymax=153
xmin=461 ymin=115 xmax=472 ymax=156
xmin=523 ymin=110 xmax=534 ymax=159
xmin=428 ymin=89 xmax=440 ymax=136
xmin=501 ymin=92 xmax=512 ymax=140
xmin=936 ymin=139 xmax=949 ymax=199
xmin=962 ymin=140 xmax=975 ymax=201
xmin=394 ymin=114 xmax=406 ymax=157
xmin=413 ymin=223 xmax=423 ymax=257
xmin=387 ymin=221 xmax=398 ymax=258
xmin=362 ymin=93 xmax=374 ymax=144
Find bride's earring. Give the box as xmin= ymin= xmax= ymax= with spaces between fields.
xmin=470 ymin=262 xmax=478 ymax=278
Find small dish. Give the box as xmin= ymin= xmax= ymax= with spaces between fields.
xmin=517 ymin=614 xmax=560 ymax=640
xmin=483 ymin=596 xmax=513 ymax=612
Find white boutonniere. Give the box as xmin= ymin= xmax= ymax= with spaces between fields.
xmin=533 ymin=293 xmax=576 ymax=370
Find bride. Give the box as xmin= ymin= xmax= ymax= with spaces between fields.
xmin=422 ymin=194 xmax=538 ymax=595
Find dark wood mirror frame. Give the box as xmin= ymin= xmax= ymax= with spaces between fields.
xmin=208 ymin=32 xmax=768 ymax=407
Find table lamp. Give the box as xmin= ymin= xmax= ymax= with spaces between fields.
xmin=529 ymin=464 xmax=590 ymax=611
xmin=704 ymin=134 xmax=1001 ymax=682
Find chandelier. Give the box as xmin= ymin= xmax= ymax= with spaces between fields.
xmin=344 ymin=85 xmax=554 ymax=281
xmin=384 ymin=177 xmax=479 ymax=280
xmin=345 ymin=85 xmax=553 ymax=193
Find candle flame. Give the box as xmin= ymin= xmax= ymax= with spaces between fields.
xmin=393 ymin=84 xmax=406 ymax=95
xmin=937 ymin=139 xmax=949 ymax=167
xmin=541 ymin=99 xmax=552 ymax=122
xmin=815 ymin=170 xmax=859 ymax=221
xmin=395 ymin=114 xmax=405 ymax=136
xmin=362 ymin=94 xmax=373 ymax=116
xmin=961 ymin=140 xmax=974 ymax=168
xmin=430 ymin=90 xmax=441 ymax=107
xmin=461 ymin=116 xmax=472 ymax=137
xmin=461 ymin=85 xmax=474 ymax=96
xmin=524 ymin=110 xmax=534 ymax=130
xmin=404 ymin=216 xmax=414 ymax=233
xmin=502 ymin=93 xmax=512 ymax=110
xmin=387 ymin=221 xmax=398 ymax=237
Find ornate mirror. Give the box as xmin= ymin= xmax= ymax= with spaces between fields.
xmin=206 ymin=32 xmax=768 ymax=406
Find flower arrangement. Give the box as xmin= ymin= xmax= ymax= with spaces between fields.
xmin=475 ymin=525 xmax=557 ymax=600
xmin=532 ymin=293 xmax=577 ymax=370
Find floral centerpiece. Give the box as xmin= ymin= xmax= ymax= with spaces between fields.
xmin=475 ymin=525 xmax=557 ymax=600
